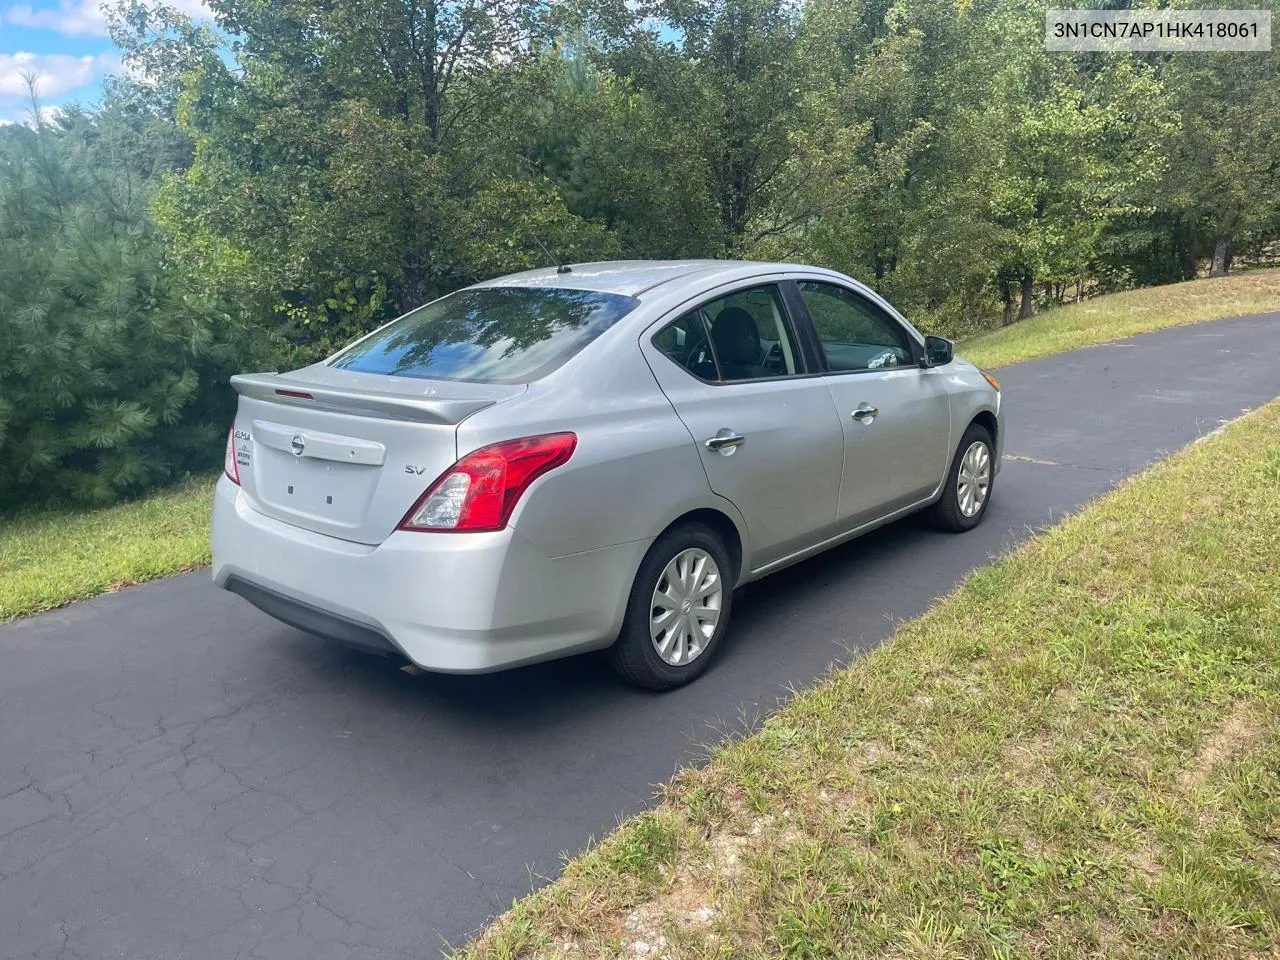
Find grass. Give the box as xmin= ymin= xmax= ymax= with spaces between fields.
xmin=959 ymin=267 xmax=1280 ymax=369
xmin=0 ymin=476 xmax=216 ymax=622
xmin=3 ymin=269 xmax=1279 ymax=623
xmin=452 ymin=399 xmax=1280 ymax=960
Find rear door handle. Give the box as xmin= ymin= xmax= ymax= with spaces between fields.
xmin=852 ymin=404 xmax=879 ymax=423
xmin=705 ymin=431 xmax=746 ymax=451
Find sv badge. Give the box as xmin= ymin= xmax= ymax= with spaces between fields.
xmin=404 ymin=465 xmax=428 ymax=475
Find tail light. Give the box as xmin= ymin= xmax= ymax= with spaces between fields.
xmin=224 ymin=425 xmax=241 ymax=485
xmin=398 ymin=433 xmax=577 ymax=533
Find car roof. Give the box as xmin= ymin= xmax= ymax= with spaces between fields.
xmin=470 ymin=259 xmax=844 ymax=299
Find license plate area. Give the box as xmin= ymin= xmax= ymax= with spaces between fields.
xmin=255 ymin=447 xmax=380 ymax=530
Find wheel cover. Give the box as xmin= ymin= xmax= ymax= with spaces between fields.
xmin=649 ymin=547 xmax=723 ymax=666
xmin=957 ymin=440 xmax=992 ymax=518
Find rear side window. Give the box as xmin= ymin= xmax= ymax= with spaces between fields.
xmin=653 ymin=313 xmax=719 ymax=380
xmin=653 ymin=284 xmax=803 ymax=383
xmin=330 ymin=287 xmax=640 ymax=383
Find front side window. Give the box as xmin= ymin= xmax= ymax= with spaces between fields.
xmin=330 ymin=287 xmax=639 ymax=383
xmin=654 ymin=284 xmax=802 ymax=383
xmin=798 ymin=281 xmax=915 ymax=373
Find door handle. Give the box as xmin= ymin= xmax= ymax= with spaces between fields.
xmin=852 ymin=404 xmax=879 ymax=423
xmin=705 ymin=432 xmax=746 ymax=451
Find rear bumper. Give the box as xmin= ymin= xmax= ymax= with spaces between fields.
xmin=210 ymin=477 xmax=650 ymax=673
xmin=222 ymin=576 xmax=402 ymax=657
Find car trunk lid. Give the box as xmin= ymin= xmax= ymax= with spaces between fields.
xmin=230 ymin=366 xmax=524 ymax=544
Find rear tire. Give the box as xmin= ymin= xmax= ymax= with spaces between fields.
xmin=607 ymin=523 xmax=735 ymax=691
xmin=930 ymin=423 xmax=995 ymax=532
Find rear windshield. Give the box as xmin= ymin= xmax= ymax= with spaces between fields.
xmin=328 ymin=286 xmax=639 ymax=384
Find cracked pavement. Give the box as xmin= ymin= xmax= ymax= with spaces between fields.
xmin=3 ymin=312 xmax=1279 ymax=959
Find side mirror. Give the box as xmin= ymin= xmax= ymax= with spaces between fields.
xmin=924 ymin=335 xmax=954 ymax=367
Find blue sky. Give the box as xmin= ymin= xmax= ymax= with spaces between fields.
xmin=0 ymin=0 xmax=205 ymax=122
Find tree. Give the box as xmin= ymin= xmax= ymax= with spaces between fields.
xmin=0 ymin=95 xmax=254 ymax=506
xmin=509 ymin=48 xmax=723 ymax=258
xmin=761 ymin=0 xmax=1008 ymax=329
xmin=1147 ymin=47 xmax=1280 ymax=277
xmin=590 ymin=0 xmax=819 ymax=253
xmin=116 ymin=0 xmax=614 ymax=360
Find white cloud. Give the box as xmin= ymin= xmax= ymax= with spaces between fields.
xmin=0 ymin=50 xmax=119 ymax=98
xmin=2 ymin=0 xmax=106 ymax=36
xmin=0 ymin=104 xmax=68 ymax=126
xmin=1 ymin=0 xmax=213 ymax=38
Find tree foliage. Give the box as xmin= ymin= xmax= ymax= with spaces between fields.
xmin=0 ymin=107 xmax=257 ymax=506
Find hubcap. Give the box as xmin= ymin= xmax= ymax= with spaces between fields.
xmin=957 ymin=440 xmax=991 ymax=518
xmin=650 ymin=548 xmax=723 ymax=667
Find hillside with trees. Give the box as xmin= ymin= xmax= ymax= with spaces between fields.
xmin=1 ymin=0 xmax=1277 ymax=507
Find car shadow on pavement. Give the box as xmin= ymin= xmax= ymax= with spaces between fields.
xmin=273 ymin=509 xmax=966 ymax=741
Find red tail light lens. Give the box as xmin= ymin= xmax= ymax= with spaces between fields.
xmin=398 ymin=433 xmax=577 ymax=533
xmin=224 ymin=425 xmax=241 ymax=485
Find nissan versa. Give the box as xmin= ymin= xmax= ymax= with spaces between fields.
xmin=212 ymin=260 xmax=1003 ymax=689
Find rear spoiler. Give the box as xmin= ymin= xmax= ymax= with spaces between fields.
xmin=230 ymin=373 xmax=499 ymax=425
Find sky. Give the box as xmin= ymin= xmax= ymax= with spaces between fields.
xmin=0 ymin=0 xmax=207 ymax=123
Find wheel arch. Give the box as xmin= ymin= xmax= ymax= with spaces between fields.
xmin=657 ymin=508 xmax=745 ymax=587
xmin=969 ymin=409 xmax=999 ymax=448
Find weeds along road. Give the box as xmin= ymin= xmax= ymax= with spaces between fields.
xmin=2 ymin=312 xmax=1279 ymax=960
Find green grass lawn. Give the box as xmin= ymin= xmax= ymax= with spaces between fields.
xmin=959 ymin=267 xmax=1280 ymax=369
xmin=0 ymin=476 xmax=216 ymax=622
xmin=455 ymin=399 xmax=1280 ymax=960
xmin=2 ymin=269 xmax=1279 ymax=623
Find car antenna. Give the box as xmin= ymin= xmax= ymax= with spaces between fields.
xmin=534 ymin=237 xmax=573 ymax=274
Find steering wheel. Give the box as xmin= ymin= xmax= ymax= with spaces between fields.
xmin=685 ymin=337 xmax=719 ymax=380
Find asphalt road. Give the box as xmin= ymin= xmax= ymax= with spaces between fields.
xmin=3 ymin=313 xmax=1279 ymax=960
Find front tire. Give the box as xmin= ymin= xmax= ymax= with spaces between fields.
xmin=607 ymin=523 xmax=735 ymax=690
xmin=931 ymin=423 xmax=995 ymax=532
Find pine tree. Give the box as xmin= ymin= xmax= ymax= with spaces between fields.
xmin=0 ymin=100 xmax=254 ymax=508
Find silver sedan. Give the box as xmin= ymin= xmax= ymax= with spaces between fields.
xmin=212 ymin=260 xmax=1003 ymax=689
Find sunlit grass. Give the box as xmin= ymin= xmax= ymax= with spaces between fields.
xmin=960 ymin=267 xmax=1280 ymax=369
xmin=0 ymin=477 xmax=216 ymax=622
xmin=455 ymin=400 xmax=1280 ymax=960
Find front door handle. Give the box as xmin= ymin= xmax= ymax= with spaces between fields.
xmin=852 ymin=404 xmax=879 ymax=423
xmin=705 ymin=431 xmax=746 ymax=452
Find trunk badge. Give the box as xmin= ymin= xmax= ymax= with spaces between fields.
xmin=290 ymin=435 xmax=306 ymax=457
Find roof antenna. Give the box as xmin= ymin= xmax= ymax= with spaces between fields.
xmin=533 ymin=236 xmax=573 ymax=274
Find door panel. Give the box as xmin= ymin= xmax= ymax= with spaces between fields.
xmin=643 ymin=282 xmax=844 ymax=568
xmin=652 ymin=376 xmax=845 ymax=566
xmin=823 ymin=370 xmax=952 ymax=525
xmin=793 ymin=280 xmax=952 ymax=526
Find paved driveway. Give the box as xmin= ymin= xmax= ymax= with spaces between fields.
xmin=3 ymin=313 xmax=1278 ymax=960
